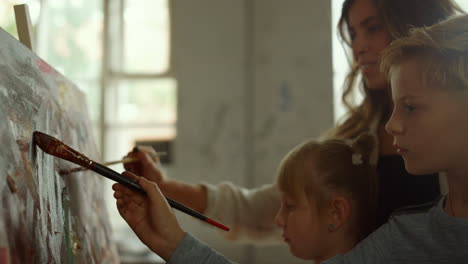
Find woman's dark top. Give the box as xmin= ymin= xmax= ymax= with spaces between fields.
xmin=376 ymin=155 xmax=440 ymax=227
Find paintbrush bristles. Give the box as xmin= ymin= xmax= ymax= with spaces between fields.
xmin=33 ymin=131 xmax=58 ymax=155
xmin=33 ymin=131 xmax=92 ymax=168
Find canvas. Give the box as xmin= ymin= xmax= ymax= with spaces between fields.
xmin=0 ymin=27 xmax=118 ymax=263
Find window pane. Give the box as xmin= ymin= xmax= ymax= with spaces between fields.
xmin=0 ymin=0 xmax=42 ymax=39
xmin=37 ymin=0 xmax=102 ymax=79
xmin=108 ymin=78 xmax=177 ymax=124
xmin=1 ymin=3 xmax=20 ymax=38
xmin=122 ymin=0 xmax=170 ymax=73
xmin=456 ymin=0 xmax=468 ymax=11
xmin=332 ymin=0 xmax=353 ymax=123
xmin=73 ymin=79 xmax=101 ymax=122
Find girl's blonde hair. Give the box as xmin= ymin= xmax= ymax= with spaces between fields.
xmin=325 ymin=0 xmax=463 ymax=141
xmin=276 ymin=133 xmax=378 ymax=241
xmin=381 ymin=14 xmax=468 ymax=91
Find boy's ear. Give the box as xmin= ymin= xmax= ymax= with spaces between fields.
xmin=328 ymin=195 xmax=351 ymax=232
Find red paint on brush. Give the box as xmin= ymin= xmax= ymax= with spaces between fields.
xmin=0 ymin=247 xmax=7 ymax=264
xmin=205 ymin=218 xmax=230 ymax=231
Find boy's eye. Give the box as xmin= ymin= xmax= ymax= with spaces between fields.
xmin=403 ymin=103 xmax=415 ymax=112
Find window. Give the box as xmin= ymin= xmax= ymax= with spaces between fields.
xmin=102 ymin=0 xmax=176 ymax=165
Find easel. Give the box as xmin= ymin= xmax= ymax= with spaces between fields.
xmin=13 ymin=4 xmax=34 ymax=51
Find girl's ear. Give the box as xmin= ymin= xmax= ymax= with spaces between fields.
xmin=327 ymin=195 xmax=351 ymax=232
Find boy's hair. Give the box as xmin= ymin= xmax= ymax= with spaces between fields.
xmin=276 ymin=133 xmax=378 ymax=241
xmin=381 ymin=14 xmax=468 ymax=90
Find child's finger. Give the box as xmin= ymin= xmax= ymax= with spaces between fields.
xmin=112 ymin=183 xmax=122 ymax=191
xmin=112 ymin=183 xmax=135 ymax=197
xmin=114 ymin=190 xmax=124 ymax=199
xmin=137 ymin=177 xmax=168 ymax=206
xmin=114 ymin=190 xmax=140 ymax=205
xmin=122 ymin=171 xmax=139 ymax=181
xmin=113 ymin=182 xmax=147 ymax=207
xmin=113 ymin=172 xmax=144 ymax=195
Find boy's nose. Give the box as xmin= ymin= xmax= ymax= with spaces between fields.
xmin=385 ymin=112 xmax=404 ymax=136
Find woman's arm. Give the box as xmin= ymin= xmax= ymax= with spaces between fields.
xmin=204 ymin=182 xmax=282 ymax=244
xmin=125 ymin=148 xmax=283 ymax=244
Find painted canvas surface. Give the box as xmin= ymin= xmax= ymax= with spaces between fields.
xmin=0 ymin=28 xmax=118 ymax=263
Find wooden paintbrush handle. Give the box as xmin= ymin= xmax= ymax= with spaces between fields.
xmin=60 ymin=158 xmax=138 ymax=174
xmin=101 ymin=157 xmax=139 ymax=166
xmin=60 ymin=152 xmax=165 ymax=174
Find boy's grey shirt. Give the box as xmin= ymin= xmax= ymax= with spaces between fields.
xmin=168 ymin=233 xmax=236 ymax=264
xmin=325 ymin=196 xmax=468 ymax=263
xmin=168 ymin=196 xmax=468 ymax=263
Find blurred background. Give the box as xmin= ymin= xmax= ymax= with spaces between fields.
xmin=2 ymin=0 xmax=468 ymax=263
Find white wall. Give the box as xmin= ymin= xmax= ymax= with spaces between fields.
xmin=171 ymin=1 xmax=333 ymax=263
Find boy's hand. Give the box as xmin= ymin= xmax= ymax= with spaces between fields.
xmin=113 ymin=172 xmax=185 ymax=260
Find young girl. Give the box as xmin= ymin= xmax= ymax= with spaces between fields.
xmin=274 ymin=134 xmax=378 ymax=263
xmin=114 ymin=134 xmax=379 ymax=263
xmin=123 ymin=0 xmax=462 ymax=246
xmin=114 ymin=14 xmax=468 ymax=263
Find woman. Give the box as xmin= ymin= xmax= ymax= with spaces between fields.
xmin=125 ymin=0 xmax=463 ymax=243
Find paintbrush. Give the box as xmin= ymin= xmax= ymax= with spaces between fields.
xmin=60 ymin=157 xmax=139 ymax=174
xmin=33 ymin=131 xmax=230 ymax=231
xmin=60 ymin=150 xmax=167 ymax=174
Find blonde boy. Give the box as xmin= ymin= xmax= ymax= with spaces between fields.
xmin=324 ymin=14 xmax=468 ymax=263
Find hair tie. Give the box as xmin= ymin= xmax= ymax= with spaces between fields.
xmin=352 ymin=153 xmax=363 ymax=165
xmin=345 ymin=139 xmax=363 ymax=166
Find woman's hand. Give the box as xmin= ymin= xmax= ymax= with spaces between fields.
xmin=124 ymin=146 xmax=166 ymax=183
xmin=113 ymin=171 xmax=185 ymax=260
